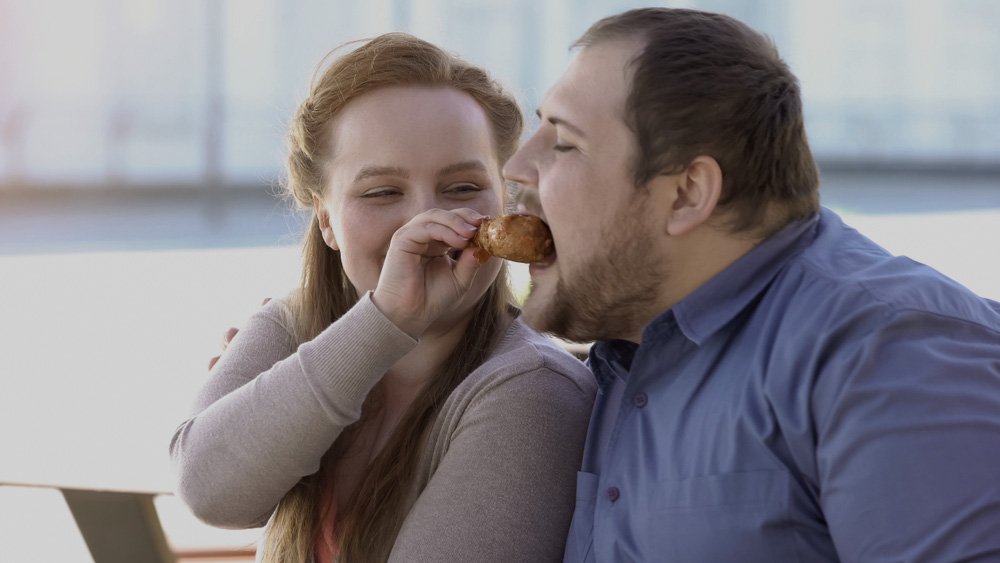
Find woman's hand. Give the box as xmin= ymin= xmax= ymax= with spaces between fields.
xmin=371 ymin=208 xmax=487 ymax=338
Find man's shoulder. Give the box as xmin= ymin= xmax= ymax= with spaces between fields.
xmin=774 ymin=218 xmax=999 ymax=331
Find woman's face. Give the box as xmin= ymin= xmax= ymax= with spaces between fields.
xmin=317 ymin=85 xmax=505 ymax=313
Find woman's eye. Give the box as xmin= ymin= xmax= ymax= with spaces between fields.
xmin=447 ymin=183 xmax=483 ymax=195
xmin=361 ymin=188 xmax=401 ymax=198
xmin=553 ymin=143 xmax=576 ymax=153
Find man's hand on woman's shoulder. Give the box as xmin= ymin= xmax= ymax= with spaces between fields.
xmin=207 ymin=298 xmax=271 ymax=370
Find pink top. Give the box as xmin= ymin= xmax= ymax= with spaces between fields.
xmin=314 ymin=479 xmax=340 ymax=563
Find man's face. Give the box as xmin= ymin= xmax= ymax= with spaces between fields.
xmin=503 ymin=40 xmax=668 ymax=343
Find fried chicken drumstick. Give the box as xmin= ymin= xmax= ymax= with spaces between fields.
xmin=471 ymin=214 xmax=554 ymax=263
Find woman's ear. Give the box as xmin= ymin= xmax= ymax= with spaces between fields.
xmin=312 ymin=194 xmax=339 ymax=250
xmin=662 ymin=155 xmax=723 ymax=237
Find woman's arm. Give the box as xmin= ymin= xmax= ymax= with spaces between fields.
xmin=169 ymin=294 xmax=416 ymax=528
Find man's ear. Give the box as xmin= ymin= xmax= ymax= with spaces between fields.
xmin=312 ymin=195 xmax=339 ymax=250
xmin=660 ymin=155 xmax=723 ymax=237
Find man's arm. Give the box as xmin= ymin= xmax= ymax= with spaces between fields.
xmin=815 ymin=309 xmax=1000 ymax=561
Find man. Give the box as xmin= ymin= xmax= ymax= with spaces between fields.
xmin=502 ymin=7 xmax=1000 ymax=562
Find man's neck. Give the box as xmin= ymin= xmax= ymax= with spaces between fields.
xmin=624 ymin=225 xmax=762 ymax=345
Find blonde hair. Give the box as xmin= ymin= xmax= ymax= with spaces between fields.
xmin=262 ymin=33 xmax=523 ymax=563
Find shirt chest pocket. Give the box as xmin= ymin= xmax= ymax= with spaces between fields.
xmin=641 ymin=469 xmax=800 ymax=562
xmin=564 ymin=471 xmax=599 ymax=562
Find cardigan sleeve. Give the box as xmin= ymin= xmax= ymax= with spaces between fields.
xmin=169 ymin=293 xmax=417 ymax=528
xmin=388 ymin=349 xmax=595 ymax=562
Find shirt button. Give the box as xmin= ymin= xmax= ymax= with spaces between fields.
xmin=607 ymin=486 xmax=620 ymax=502
xmin=633 ymin=392 xmax=648 ymax=408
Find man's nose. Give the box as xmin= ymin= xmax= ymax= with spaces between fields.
xmin=503 ymin=134 xmax=541 ymax=214
xmin=502 ymin=132 xmax=539 ymax=189
xmin=513 ymin=186 xmax=540 ymax=215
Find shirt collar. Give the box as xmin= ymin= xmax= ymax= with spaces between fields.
xmin=664 ymin=211 xmax=822 ymax=346
xmin=587 ymin=338 xmax=638 ymax=390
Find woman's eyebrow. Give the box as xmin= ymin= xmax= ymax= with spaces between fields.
xmin=354 ymin=165 xmax=409 ymax=182
xmin=437 ymin=160 xmax=488 ymax=177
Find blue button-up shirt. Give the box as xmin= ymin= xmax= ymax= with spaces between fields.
xmin=564 ymin=208 xmax=1000 ymax=562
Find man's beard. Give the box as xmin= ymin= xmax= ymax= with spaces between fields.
xmin=522 ymin=208 xmax=667 ymax=343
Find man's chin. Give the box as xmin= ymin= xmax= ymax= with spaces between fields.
xmin=521 ymin=282 xmax=589 ymax=343
xmin=520 ymin=282 xmax=558 ymax=331
xmin=519 ymin=286 xmax=547 ymax=327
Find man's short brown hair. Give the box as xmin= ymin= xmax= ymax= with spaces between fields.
xmin=577 ymin=8 xmax=820 ymax=235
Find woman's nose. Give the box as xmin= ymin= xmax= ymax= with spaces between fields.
xmin=410 ymin=189 xmax=456 ymax=215
xmin=412 ymin=193 xmax=439 ymax=214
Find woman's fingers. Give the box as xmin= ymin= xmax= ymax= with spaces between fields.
xmin=390 ymin=209 xmax=480 ymax=256
xmin=451 ymin=245 xmax=486 ymax=289
xmin=448 ymin=207 xmax=486 ymax=227
xmin=373 ymin=208 xmax=492 ymax=337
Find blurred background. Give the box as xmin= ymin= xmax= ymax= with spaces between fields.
xmin=1 ymin=0 xmax=998 ymax=561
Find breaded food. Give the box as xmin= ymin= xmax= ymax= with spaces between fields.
xmin=472 ymin=214 xmax=554 ymax=263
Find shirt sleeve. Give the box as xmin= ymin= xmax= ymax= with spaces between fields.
xmin=388 ymin=360 xmax=595 ymax=562
xmin=814 ymin=308 xmax=1000 ymax=561
xmin=168 ymin=293 xmax=417 ymax=528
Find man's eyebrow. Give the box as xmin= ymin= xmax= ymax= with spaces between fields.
xmin=535 ymin=109 xmax=587 ymax=138
xmin=437 ymin=160 xmax=488 ymax=177
xmin=354 ymin=165 xmax=409 ymax=182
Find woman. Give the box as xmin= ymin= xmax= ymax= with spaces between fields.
xmin=169 ymin=33 xmax=595 ymax=563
